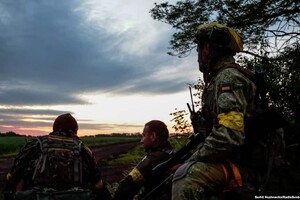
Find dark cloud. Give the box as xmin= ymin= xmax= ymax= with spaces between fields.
xmin=0 ymin=0 xmax=188 ymax=108
xmin=79 ymin=123 xmax=143 ymax=132
xmin=0 ymin=0 xmax=196 ymax=135
xmin=0 ymin=108 xmax=71 ymax=116
xmin=0 ymin=108 xmax=73 ymax=131
xmin=0 ymin=85 xmax=85 ymax=105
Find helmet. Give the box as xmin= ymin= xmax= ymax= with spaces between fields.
xmin=194 ymin=22 xmax=243 ymax=52
xmin=53 ymin=113 xmax=78 ymax=134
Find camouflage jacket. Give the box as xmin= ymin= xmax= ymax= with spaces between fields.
xmin=5 ymin=130 xmax=111 ymax=200
xmin=190 ymin=56 xmax=257 ymax=163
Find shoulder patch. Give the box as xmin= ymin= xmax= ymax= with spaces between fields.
xmin=221 ymin=83 xmax=232 ymax=92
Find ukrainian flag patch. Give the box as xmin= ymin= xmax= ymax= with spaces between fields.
xmin=221 ymin=83 xmax=232 ymax=92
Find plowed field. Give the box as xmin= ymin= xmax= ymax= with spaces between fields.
xmin=0 ymin=141 xmax=139 ymax=190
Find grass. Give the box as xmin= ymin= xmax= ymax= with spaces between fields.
xmin=106 ymin=136 xmax=190 ymax=166
xmin=105 ymin=145 xmax=145 ymax=196
xmin=107 ymin=144 xmax=145 ymax=165
xmin=0 ymin=135 xmax=141 ymax=158
xmin=0 ymin=136 xmax=33 ymax=157
xmin=81 ymin=135 xmax=140 ymax=147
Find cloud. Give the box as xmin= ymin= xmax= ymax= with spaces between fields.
xmin=0 ymin=0 xmax=190 ymax=106
xmin=0 ymin=0 xmax=198 ymax=135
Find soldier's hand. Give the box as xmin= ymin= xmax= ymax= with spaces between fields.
xmin=190 ymin=111 xmax=202 ymax=133
xmin=168 ymin=163 xmax=182 ymax=174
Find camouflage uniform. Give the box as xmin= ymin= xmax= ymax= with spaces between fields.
xmin=172 ymin=56 xmax=257 ymax=199
xmin=5 ymin=130 xmax=111 ymax=200
xmin=113 ymin=141 xmax=173 ymax=200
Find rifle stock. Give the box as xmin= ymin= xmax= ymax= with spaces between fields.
xmin=153 ymin=132 xmax=204 ymax=174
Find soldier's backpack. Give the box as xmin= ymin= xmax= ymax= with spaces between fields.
xmin=230 ymin=64 xmax=289 ymax=192
xmin=15 ymin=133 xmax=95 ymax=200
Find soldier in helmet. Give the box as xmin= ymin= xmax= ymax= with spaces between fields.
xmin=171 ymin=22 xmax=257 ymax=199
xmin=4 ymin=113 xmax=112 ymax=200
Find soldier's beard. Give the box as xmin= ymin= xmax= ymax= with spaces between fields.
xmin=199 ymin=63 xmax=204 ymax=73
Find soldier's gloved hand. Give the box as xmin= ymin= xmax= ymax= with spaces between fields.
xmin=190 ymin=111 xmax=202 ymax=133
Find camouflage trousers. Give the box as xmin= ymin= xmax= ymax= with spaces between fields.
xmin=172 ymin=161 xmax=226 ymax=200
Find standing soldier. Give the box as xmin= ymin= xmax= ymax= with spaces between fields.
xmin=4 ymin=113 xmax=112 ymax=200
xmin=171 ymin=22 xmax=257 ymax=199
xmin=113 ymin=120 xmax=173 ymax=200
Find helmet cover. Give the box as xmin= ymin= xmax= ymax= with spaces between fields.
xmin=194 ymin=22 xmax=243 ymax=52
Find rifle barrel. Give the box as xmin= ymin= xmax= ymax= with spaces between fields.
xmin=189 ymin=86 xmax=195 ymax=112
xmin=187 ymin=103 xmax=193 ymax=114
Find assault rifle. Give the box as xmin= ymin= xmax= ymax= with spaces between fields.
xmin=154 ymin=132 xmax=204 ymax=174
xmin=141 ymin=132 xmax=205 ymax=200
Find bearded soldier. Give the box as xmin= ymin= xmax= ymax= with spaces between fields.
xmin=171 ymin=22 xmax=257 ymax=200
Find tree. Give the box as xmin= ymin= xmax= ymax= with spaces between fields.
xmin=4 ymin=131 xmax=18 ymax=136
xmin=150 ymin=0 xmax=299 ymax=57
xmin=259 ymin=43 xmax=300 ymax=118
xmin=170 ymin=108 xmax=192 ymax=134
xmin=151 ymin=0 xmax=300 ymax=120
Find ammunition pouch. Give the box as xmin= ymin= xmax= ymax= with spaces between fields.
xmin=172 ymin=161 xmax=196 ymax=183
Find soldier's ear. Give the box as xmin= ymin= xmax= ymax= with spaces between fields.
xmin=151 ymin=131 xmax=158 ymax=141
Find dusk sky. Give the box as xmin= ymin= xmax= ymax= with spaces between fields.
xmin=0 ymin=0 xmax=200 ymax=136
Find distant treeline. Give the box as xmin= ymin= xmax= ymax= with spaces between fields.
xmin=0 ymin=131 xmax=26 ymax=137
xmin=89 ymin=133 xmax=142 ymax=137
xmin=0 ymin=131 xmax=142 ymax=137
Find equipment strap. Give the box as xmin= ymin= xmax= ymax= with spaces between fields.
xmin=32 ymin=137 xmax=48 ymax=180
xmin=73 ymin=140 xmax=83 ymax=184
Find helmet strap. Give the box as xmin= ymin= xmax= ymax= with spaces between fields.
xmin=200 ymin=41 xmax=214 ymax=83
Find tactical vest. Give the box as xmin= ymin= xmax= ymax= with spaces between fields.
xmin=14 ymin=134 xmax=97 ymax=200
xmin=32 ymin=134 xmax=83 ymax=189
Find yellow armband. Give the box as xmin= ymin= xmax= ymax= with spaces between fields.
xmin=218 ymin=111 xmax=244 ymax=133
xmin=129 ymin=167 xmax=144 ymax=183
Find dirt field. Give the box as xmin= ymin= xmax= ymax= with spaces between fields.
xmin=0 ymin=141 xmax=140 ymax=191
xmin=90 ymin=141 xmax=140 ymax=183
